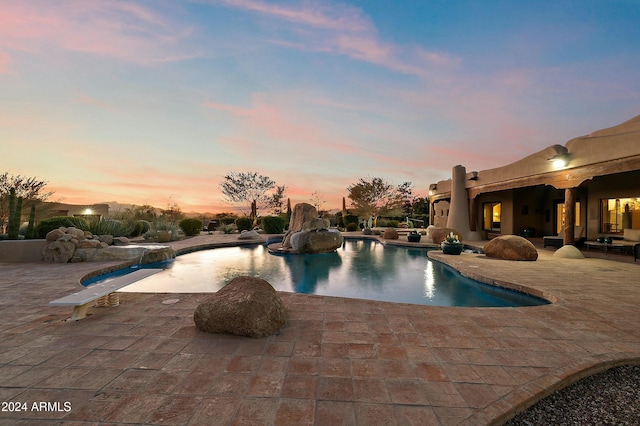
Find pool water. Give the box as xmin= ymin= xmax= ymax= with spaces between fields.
xmin=87 ymin=240 xmax=547 ymax=307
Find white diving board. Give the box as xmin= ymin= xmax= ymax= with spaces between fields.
xmin=49 ymin=268 xmax=163 ymax=320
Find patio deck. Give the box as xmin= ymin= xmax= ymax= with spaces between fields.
xmin=1 ymin=233 xmax=639 ymax=425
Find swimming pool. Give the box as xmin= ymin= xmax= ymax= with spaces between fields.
xmin=86 ymin=239 xmax=547 ymax=307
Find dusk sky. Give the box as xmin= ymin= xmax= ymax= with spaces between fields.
xmin=2 ymin=1 xmax=639 ymax=214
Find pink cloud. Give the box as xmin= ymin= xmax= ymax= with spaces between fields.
xmin=218 ymin=0 xmax=373 ymax=33
xmin=213 ymin=0 xmax=458 ymax=77
xmin=0 ymin=1 xmax=201 ymax=66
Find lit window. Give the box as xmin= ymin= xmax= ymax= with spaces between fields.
xmin=600 ymin=197 xmax=639 ymax=233
xmin=483 ymin=202 xmax=501 ymax=231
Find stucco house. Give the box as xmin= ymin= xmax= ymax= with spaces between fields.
xmin=428 ymin=114 xmax=640 ymax=246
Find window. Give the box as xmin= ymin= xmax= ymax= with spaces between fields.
xmin=600 ymin=197 xmax=640 ymax=233
xmin=555 ymin=201 xmax=581 ymax=234
xmin=483 ymin=202 xmax=501 ymax=231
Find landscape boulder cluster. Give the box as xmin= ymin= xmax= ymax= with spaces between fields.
xmin=42 ymin=226 xmax=175 ymax=264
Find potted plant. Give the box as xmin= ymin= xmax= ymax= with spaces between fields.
xmin=441 ymin=232 xmax=463 ymax=255
xmin=407 ymin=230 xmax=421 ymax=242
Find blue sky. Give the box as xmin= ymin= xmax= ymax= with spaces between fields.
xmin=1 ymin=0 xmax=639 ymax=213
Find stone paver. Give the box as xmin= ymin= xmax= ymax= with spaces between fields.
xmin=1 ymin=233 xmax=639 ymax=425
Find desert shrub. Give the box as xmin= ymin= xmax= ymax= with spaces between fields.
xmin=144 ymin=221 xmax=180 ymax=241
xmin=261 ymin=216 xmax=285 ymax=234
xmin=219 ymin=216 xmax=237 ymax=225
xmin=36 ymin=216 xmax=88 ymax=238
xmin=235 ymin=217 xmax=253 ymax=232
xmin=346 ymin=222 xmax=358 ymax=232
xmin=129 ymin=220 xmax=151 ymax=237
xmin=179 ymin=218 xmax=203 ymax=236
xmin=87 ymin=218 xmax=130 ymax=237
xmin=218 ymin=223 xmax=237 ymax=234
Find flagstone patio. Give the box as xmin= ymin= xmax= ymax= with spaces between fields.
xmin=1 ymin=234 xmax=638 ymax=425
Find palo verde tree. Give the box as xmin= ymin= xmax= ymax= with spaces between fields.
xmin=0 ymin=172 xmax=53 ymax=233
xmin=347 ymin=177 xmax=411 ymax=226
xmin=219 ymin=171 xmax=279 ymax=222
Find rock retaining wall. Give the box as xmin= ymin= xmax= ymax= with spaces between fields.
xmin=42 ymin=226 xmax=175 ymax=264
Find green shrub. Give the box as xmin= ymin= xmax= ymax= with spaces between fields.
xmin=235 ymin=217 xmax=253 ymax=232
xmin=220 ymin=216 xmax=237 ymax=225
xmin=129 ymin=220 xmax=151 ymax=237
xmin=344 ymin=215 xmax=359 ymax=226
xmin=378 ymin=218 xmax=400 ymax=228
xmin=218 ymin=223 xmax=237 ymax=234
xmin=87 ymin=218 xmax=130 ymax=237
xmin=179 ymin=218 xmax=203 ymax=236
xmin=261 ymin=216 xmax=285 ymax=234
xmin=346 ymin=222 xmax=358 ymax=232
xmin=36 ymin=216 xmax=88 ymax=238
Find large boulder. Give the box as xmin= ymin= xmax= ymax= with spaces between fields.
xmin=304 ymin=218 xmax=329 ymax=231
xmin=42 ymin=240 xmax=76 ymax=263
xmin=283 ymin=203 xmax=319 ymax=248
xmin=46 ymin=228 xmax=66 ymax=242
xmin=553 ymin=245 xmax=585 ymax=259
xmin=430 ymin=227 xmax=461 ymax=244
xmin=484 ymin=235 xmax=538 ymax=261
xmin=290 ymin=229 xmax=343 ymax=254
xmin=74 ymin=245 xmax=175 ymax=263
xmin=382 ymin=228 xmax=399 ymax=240
xmin=193 ymin=276 xmax=287 ymax=338
xmin=238 ymin=230 xmax=261 ymax=240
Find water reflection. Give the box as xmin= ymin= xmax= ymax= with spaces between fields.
xmin=113 ymin=240 xmax=547 ymax=307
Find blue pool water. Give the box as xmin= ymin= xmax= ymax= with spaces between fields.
xmin=85 ymin=239 xmax=547 ymax=307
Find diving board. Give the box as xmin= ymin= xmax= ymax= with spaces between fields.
xmin=49 ymin=268 xmax=163 ymax=320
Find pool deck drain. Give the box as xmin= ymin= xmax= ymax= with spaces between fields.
xmin=1 ymin=233 xmax=639 ymax=425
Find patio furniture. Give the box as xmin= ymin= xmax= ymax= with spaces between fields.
xmin=585 ymin=240 xmax=626 ymax=256
xmin=49 ymin=268 xmax=163 ymax=320
xmin=543 ymin=225 xmax=585 ymax=248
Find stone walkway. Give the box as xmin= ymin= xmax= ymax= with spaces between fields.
xmin=1 ymin=234 xmax=639 ymax=425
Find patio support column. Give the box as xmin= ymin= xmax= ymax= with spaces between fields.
xmin=447 ymin=165 xmax=472 ymax=240
xmin=469 ymin=196 xmax=477 ymax=232
xmin=563 ymin=187 xmax=576 ymax=245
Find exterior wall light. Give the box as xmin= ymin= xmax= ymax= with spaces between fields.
xmin=547 ymin=145 xmax=570 ymax=170
xmin=549 ymin=153 xmax=569 ymax=169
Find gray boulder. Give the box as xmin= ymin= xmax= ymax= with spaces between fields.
xmin=193 ymin=276 xmax=287 ymax=338
xmin=238 ymin=230 xmax=261 ymax=240
xmin=282 ymin=203 xmax=318 ymax=248
xmin=290 ymin=229 xmax=343 ymax=254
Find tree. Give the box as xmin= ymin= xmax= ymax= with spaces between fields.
xmin=266 ymin=185 xmax=287 ymax=215
xmin=347 ymin=177 xmax=409 ymax=225
xmin=160 ymin=200 xmax=184 ymax=223
xmin=0 ymin=172 xmax=53 ymax=233
xmin=219 ymin=171 xmax=276 ymax=222
xmin=310 ymin=190 xmax=326 ymax=214
xmin=397 ymin=181 xmax=414 ymax=216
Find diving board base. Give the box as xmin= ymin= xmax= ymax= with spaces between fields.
xmin=50 ymin=268 xmax=163 ymax=320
